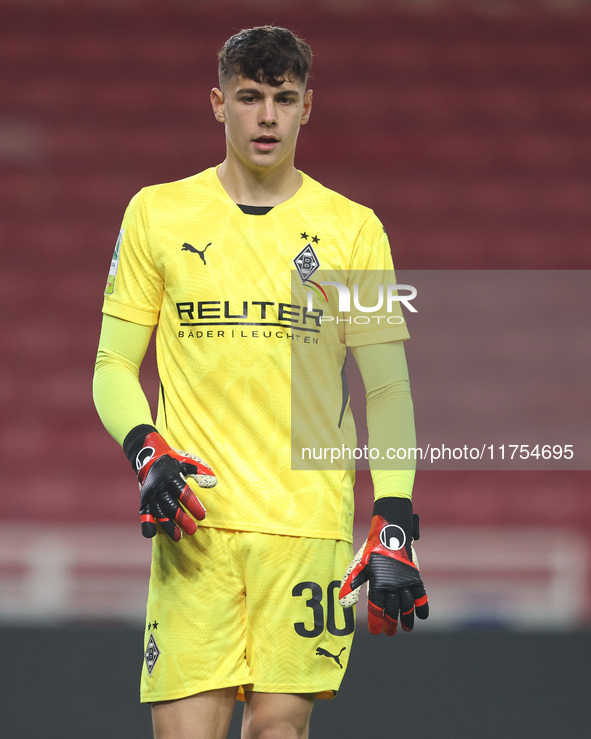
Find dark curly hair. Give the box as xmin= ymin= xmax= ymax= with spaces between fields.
xmin=218 ymin=26 xmax=313 ymax=88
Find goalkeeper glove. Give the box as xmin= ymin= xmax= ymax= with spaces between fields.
xmin=123 ymin=424 xmax=217 ymax=541
xmin=339 ymin=497 xmax=428 ymax=635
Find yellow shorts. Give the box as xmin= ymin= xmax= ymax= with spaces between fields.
xmin=140 ymin=528 xmax=355 ymax=703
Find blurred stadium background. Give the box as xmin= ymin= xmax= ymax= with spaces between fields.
xmin=1 ymin=0 xmax=590 ymax=736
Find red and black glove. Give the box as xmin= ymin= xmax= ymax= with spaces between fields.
xmin=339 ymin=497 xmax=429 ymax=635
xmin=123 ymin=424 xmax=217 ymax=541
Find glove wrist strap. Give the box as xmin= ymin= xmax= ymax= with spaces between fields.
xmin=372 ymin=497 xmax=420 ymax=544
xmin=373 ymin=496 xmax=413 ymax=527
xmin=123 ymin=424 xmax=158 ymax=471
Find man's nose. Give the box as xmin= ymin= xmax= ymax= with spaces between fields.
xmin=259 ymin=99 xmax=277 ymax=126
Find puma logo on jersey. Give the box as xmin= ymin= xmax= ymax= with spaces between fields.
xmin=316 ymin=647 xmax=346 ymax=668
xmin=182 ymin=242 xmax=212 ymax=265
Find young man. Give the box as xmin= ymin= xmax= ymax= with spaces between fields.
xmin=93 ymin=26 xmax=428 ymax=739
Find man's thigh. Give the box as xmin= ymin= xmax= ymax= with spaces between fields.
xmin=152 ymin=687 xmax=237 ymax=739
xmin=241 ymin=692 xmax=315 ymax=739
xmin=152 ymin=689 xmax=314 ymax=739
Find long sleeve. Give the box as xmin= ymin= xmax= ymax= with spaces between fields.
xmin=93 ymin=313 xmax=155 ymax=445
xmin=352 ymin=341 xmax=416 ymax=501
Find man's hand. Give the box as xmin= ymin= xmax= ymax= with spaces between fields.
xmin=123 ymin=424 xmax=217 ymax=541
xmin=339 ymin=497 xmax=428 ymax=635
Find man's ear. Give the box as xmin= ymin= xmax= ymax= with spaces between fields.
xmin=211 ymin=88 xmax=225 ymax=123
xmin=301 ymin=89 xmax=313 ymax=125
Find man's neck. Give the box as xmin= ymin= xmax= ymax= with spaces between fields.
xmin=217 ymin=158 xmax=302 ymax=207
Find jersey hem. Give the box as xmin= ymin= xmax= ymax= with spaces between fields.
xmin=197 ymin=521 xmax=353 ymax=544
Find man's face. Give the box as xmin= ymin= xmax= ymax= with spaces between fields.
xmin=211 ymin=75 xmax=312 ymax=173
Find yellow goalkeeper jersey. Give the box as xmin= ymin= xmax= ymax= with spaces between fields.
xmin=102 ymin=167 xmax=409 ymax=542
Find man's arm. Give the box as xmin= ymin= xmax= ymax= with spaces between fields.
xmin=352 ymin=341 xmax=416 ymax=500
xmin=339 ymin=341 xmax=429 ymax=634
xmin=93 ymin=314 xmax=216 ymax=540
xmin=93 ymin=313 xmax=155 ymax=444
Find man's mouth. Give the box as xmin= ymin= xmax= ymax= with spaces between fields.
xmin=253 ymin=136 xmax=279 ymax=151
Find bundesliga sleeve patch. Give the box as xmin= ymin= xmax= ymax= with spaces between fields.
xmin=104 ymin=228 xmax=123 ymax=295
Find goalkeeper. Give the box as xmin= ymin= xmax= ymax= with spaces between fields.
xmin=93 ymin=25 xmax=427 ymax=739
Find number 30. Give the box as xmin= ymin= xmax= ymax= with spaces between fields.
xmin=292 ymin=580 xmax=355 ymax=637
